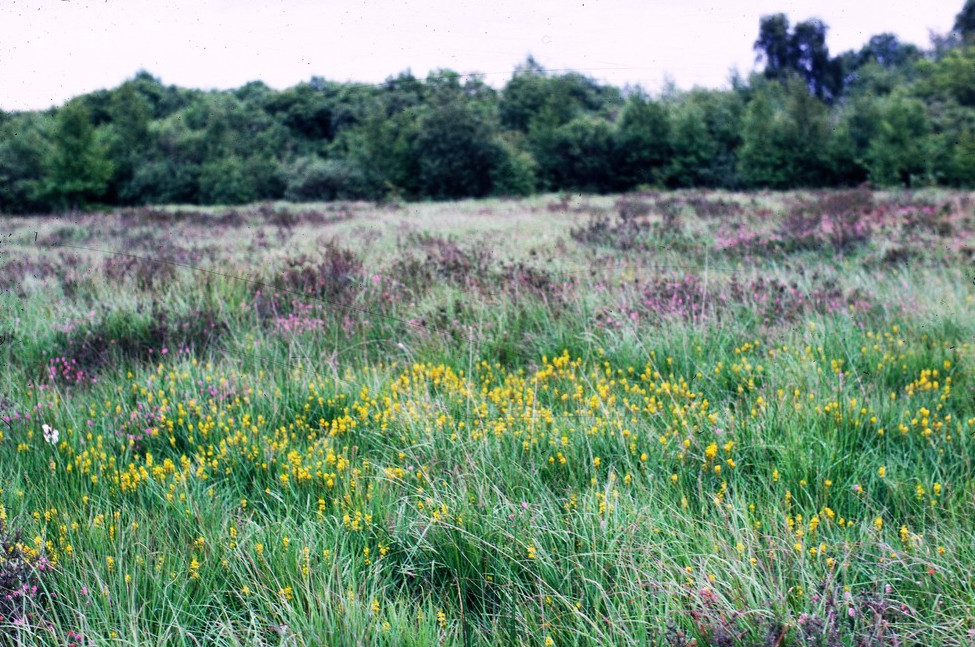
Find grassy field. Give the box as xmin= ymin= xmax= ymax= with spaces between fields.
xmin=1 ymin=189 xmax=974 ymax=646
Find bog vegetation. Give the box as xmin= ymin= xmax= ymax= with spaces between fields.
xmin=3 ymin=3 xmax=975 ymax=213
xmin=1 ymin=188 xmax=974 ymax=645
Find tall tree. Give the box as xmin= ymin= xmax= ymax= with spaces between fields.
xmin=755 ymin=14 xmax=793 ymax=82
xmin=755 ymin=14 xmax=842 ymax=101
xmin=613 ymin=92 xmax=671 ymax=188
xmin=865 ymin=93 xmax=933 ymax=186
xmin=955 ymin=0 xmax=975 ymax=42
xmin=41 ymin=100 xmax=113 ymax=210
xmin=0 ymin=113 xmax=52 ymax=213
xmin=104 ymin=82 xmax=152 ymax=203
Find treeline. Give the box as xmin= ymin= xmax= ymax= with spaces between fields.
xmin=2 ymin=3 xmax=975 ymax=212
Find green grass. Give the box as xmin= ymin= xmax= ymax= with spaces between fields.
xmin=1 ymin=190 xmax=974 ymax=646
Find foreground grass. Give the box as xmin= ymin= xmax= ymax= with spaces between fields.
xmin=1 ymin=190 xmax=974 ymax=646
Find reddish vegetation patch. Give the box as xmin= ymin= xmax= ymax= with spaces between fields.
xmin=598 ymin=273 xmax=877 ymax=328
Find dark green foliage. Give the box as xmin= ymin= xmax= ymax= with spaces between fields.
xmin=198 ymin=155 xmax=283 ymax=206
xmin=263 ymin=81 xmax=336 ymax=142
xmin=864 ymin=93 xmax=933 ymax=186
xmin=955 ymin=0 xmax=975 ymax=41
xmin=947 ymin=129 xmax=975 ymax=186
xmin=4 ymin=4 xmax=975 ymax=212
xmin=283 ymin=156 xmax=371 ymax=202
xmin=40 ymin=100 xmax=113 ymax=210
xmin=125 ymin=158 xmax=200 ymax=205
xmin=613 ymin=93 xmax=671 ymax=188
xmin=916 ymin=47 xmax=975 ymax=107
xmin=500 ymin=56 xmax=622 ymax=132
xmin=412 ymin=76 xmax=504 ymax=199
xmin=103 ymin=82 xmax=153 ymax=204
xmin=490 ymin=137 xmax=537 ymax=197
xmin=0 ymin=113 xmax=51 ymax=213
xmin=755 ymin=14 xmax=843 ymax=101
xmin=856 ymin=33 xmax=923 ymax=70
xmin=531 ymin=116 xmax=616 ymax=192
xmin=737 ymin=80 xmax=833 ymax=188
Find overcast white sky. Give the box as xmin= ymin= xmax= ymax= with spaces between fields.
xmin=0 ymin=0 xmax=963 ymax=112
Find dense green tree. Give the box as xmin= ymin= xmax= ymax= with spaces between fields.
xmin=500 ymin=58 xmax=553 ymax=131
xmin=790 ymin=19 xmax=843 ymax=100
xmin=338 ymin=101 xmax=421 ymax=199
xmin=501 ymin=57 xmax=621 ymax=133
xmin=915 ymin=48 xmax=975 ymax=107
xmin=665 ymin=89 xmax=744 ymax=188
xmin=102 ymin=82 xmax=153 ymax=203
xmin=412 ymin=71 xmax=503 ymax=199
xmin=865 ymin=93 xmax=933 ymax=186
xmin=754 ymin=14 xmax=793 ymax=81
xmin=122 ymin=112 xmax=206 ymax=204
xmin=283 ymin=156 xmax=371 ymax=201
xmin=755 ymin=14 xmax=843 ymax=101
xmin=666 ymin=102 xmax=715 ymax=188
xmin=613 ymin=92 xmax=671 ymax=188
xmin=530 ymin=116 xmax=615 ymax=192
xmin=198 ymin=155 xmax=283 ymax=205
xmin=490 ymin=135 xmax=537 ymax=197
xmin=125 ymin=159 xmax=200 ymax=205
xmin=264 ymin=81 xmax=336 ymax=143
xmin=737 ymin=87 xmax=790 ymax=188
xmin=380 ymin=72 xmax=428 ymax=116
xmin=947 ymin=129 xmax=975 ymax=185
xmin=955 ymin=0 xmax=975 ymax=41
xmin=40 ymin=100 xmax=113 ymax=210
xmin=858 ymin=33 xmax=922 ymax=69
xmin=0 ymin=113 xmax=52 ymax=213
xmin=5 ymin=7 xmax=975 ymax=212
xmin=737 ymin=80 xmax=831 ymax=187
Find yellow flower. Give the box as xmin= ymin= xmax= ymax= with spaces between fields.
xmin=705 ymin=443 xmax=717 ymax=462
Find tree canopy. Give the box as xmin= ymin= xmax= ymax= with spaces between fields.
xmin=2 ymin=3 xmax=975 ymax=213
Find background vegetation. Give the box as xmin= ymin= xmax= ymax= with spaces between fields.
xmin=3 ymin=2 xmax=975 ymax=214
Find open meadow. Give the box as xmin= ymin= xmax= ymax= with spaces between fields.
xmin=1 ymin=189 xmax=975 ymax=646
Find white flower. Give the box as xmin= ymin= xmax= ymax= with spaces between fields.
xmin=42 ymin=423 xmax=59 ymax=445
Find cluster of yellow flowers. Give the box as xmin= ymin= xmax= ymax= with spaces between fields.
xmin=3 ymin=324 xmax=969 ymax=624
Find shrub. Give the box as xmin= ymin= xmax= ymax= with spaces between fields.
xmin=283 ymin=156 xmax=372 ymax=202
